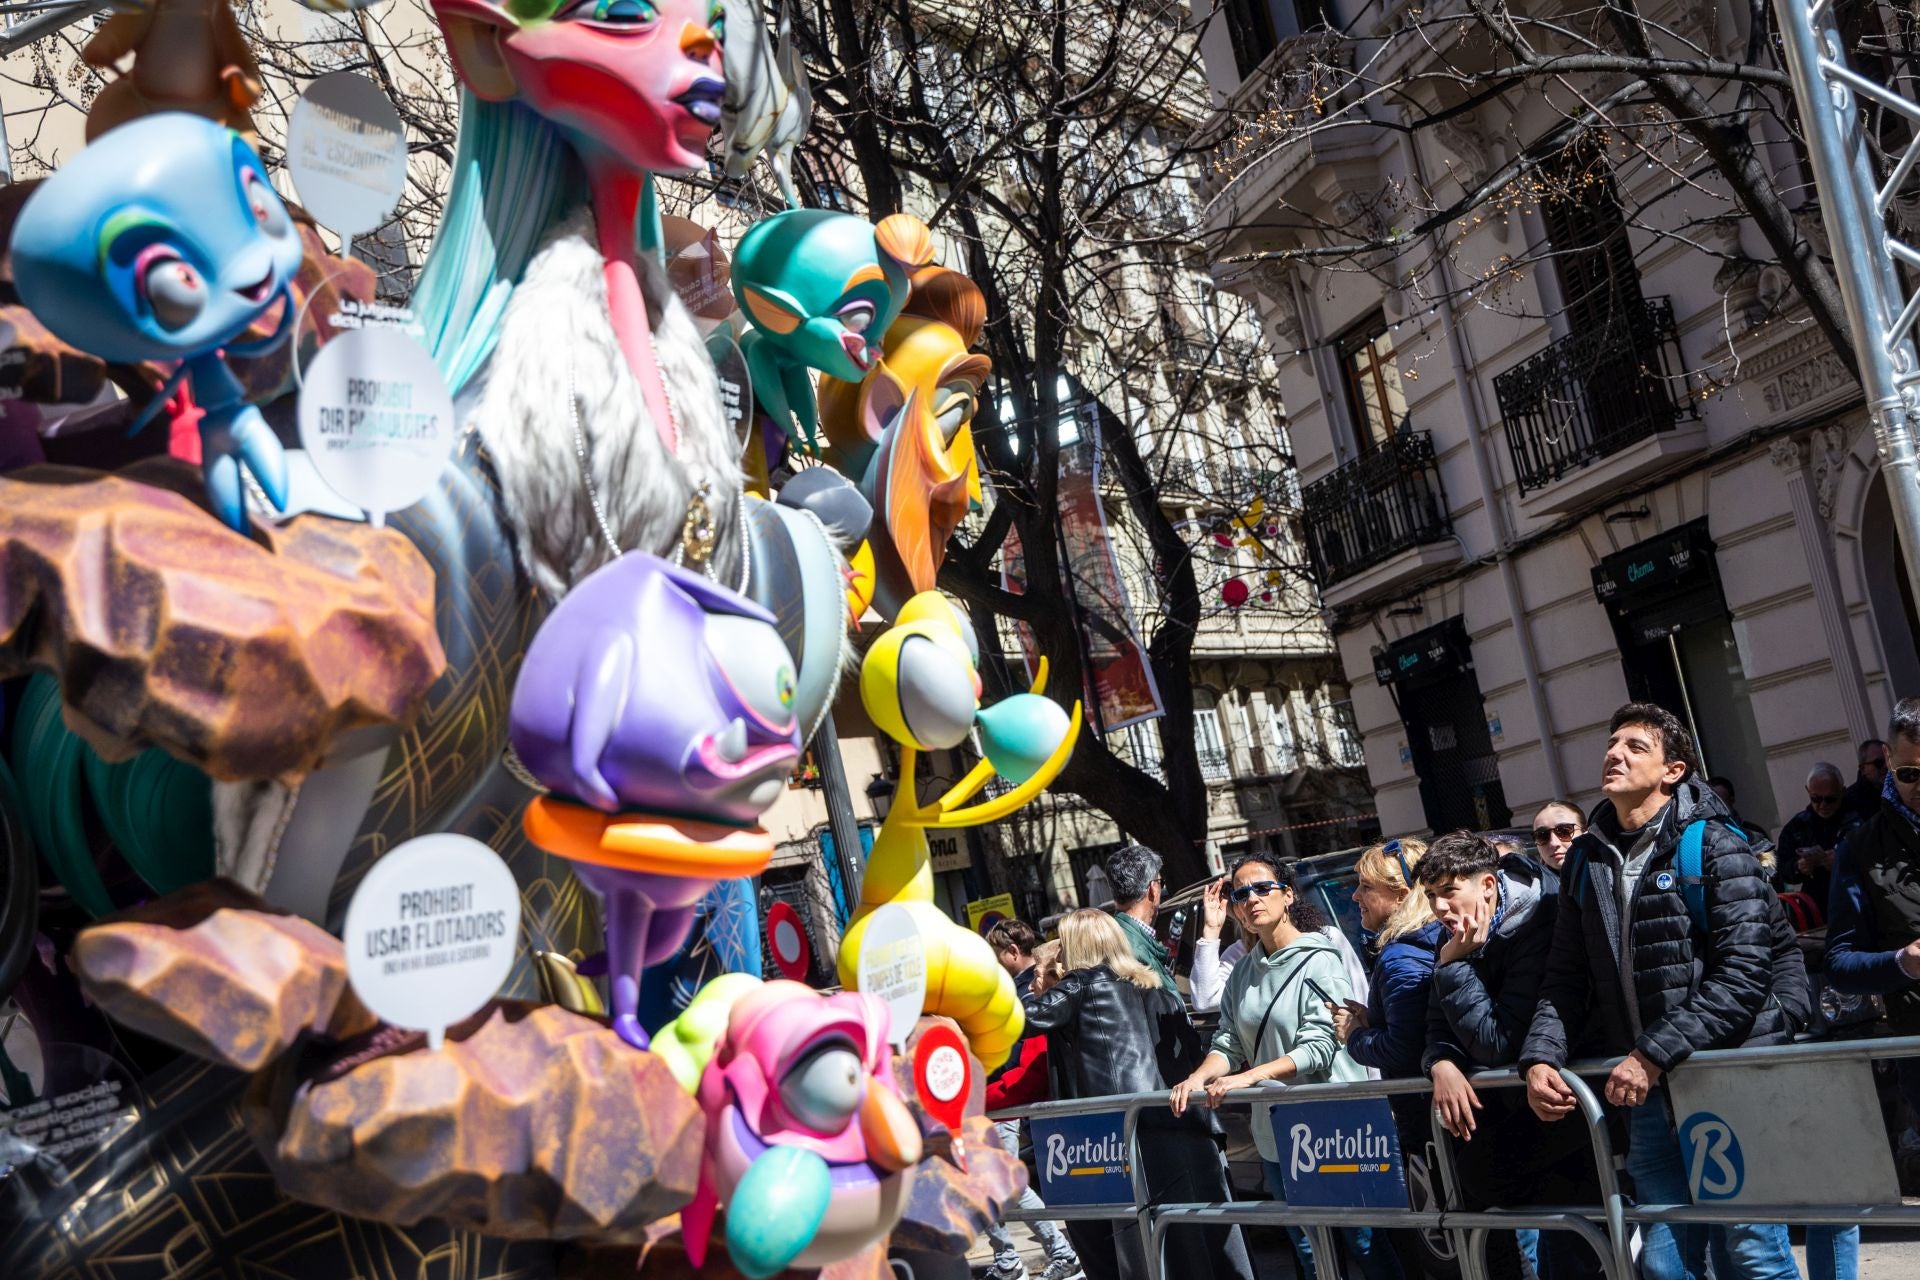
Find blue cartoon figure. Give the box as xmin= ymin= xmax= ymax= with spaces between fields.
xmin=11 ymin=113 xmax=304 ymax=531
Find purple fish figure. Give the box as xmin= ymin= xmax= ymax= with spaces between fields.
xmin=509 ymin=552 xmax=802 ymax=1048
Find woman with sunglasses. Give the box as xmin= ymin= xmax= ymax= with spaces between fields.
xmin=1169 ymin=854 xmax=1397 ymax=1280
xmin=1530 ymin=803 xmax=1586 ymax=872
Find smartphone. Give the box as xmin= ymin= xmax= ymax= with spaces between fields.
xmin=1304 ymin=977 xmax=1337 ymax=1008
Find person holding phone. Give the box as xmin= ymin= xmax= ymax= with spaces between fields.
xmin=1168 ymin=854 xmax=1397 ymax=1280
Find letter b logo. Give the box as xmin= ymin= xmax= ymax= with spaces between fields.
xmin=1679 ymin=1111 xmax=1744 ymax=1201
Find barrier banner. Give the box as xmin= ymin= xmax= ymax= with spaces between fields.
xmin=1031 ymin=1110 xmax=1132 ymax=1205
xmin=1270 ymin=1096 xmax=1409 ymax=1209
xmin=1667 ymin=1057 xmax=1895 ymax=1205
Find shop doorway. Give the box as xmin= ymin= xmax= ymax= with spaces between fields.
xmin=1862 ymin=472 xmax=1920 ymax=697
xmin=1374 ymin=618 xmax=1511 ymax=834
xmin=1594 ymin=521 xmax=1777 ymax=828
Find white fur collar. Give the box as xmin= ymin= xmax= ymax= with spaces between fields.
xmin=468 ymin=209 xmax=742 ymax=601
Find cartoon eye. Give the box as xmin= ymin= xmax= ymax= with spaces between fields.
xmin=566 ymin=0 xmax=659 ymax=21
xmin=779 ymin=1039 xmax=866 ymax=1133
xmin=709 ymin=3 xmax=725 ymax=41
xmin=140 ymin=255 xmax=206 ymax=331
xmin=839 ymin=302 xmax=876 ymax=335
xmin=242 ymin=170 xmax=290 ymax=237
xmin=705 ymin=612 xmax=799 ymax=728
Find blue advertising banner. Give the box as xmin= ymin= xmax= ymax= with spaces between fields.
xmin=1270 ymin=1096 xmax=1409 ymax=1209
xmin=1031 ymin=1111 xmax=1132 ymax=1206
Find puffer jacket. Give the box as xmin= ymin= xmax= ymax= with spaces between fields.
xmin=1023 ymin=964 xmax=1202 ymax=1107
xmin=1520 ymin=778 xmax=1809 ymax=1074
xmin=1425 ymin=855 xmax=1559 ymax=1072
xmin=1348 ymin=918 xmax=1447 ymax=1079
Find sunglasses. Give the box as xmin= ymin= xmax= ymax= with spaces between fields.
xmin=1894 ymin=766 xmax=1920 ymax=785
xmin=1533 ymin=822 xmax=1579 ymax=844
xmin=1808 ymin=793 xmax=1843 ymax=808
xmin=1383 ymin=838 xmax=1414 ymax=886
xmin=1230 ymin=880 xmax=1285 ymax=903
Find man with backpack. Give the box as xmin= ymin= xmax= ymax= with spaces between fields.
xmin=1519 ymin=702 xmax=1814 ymax=1280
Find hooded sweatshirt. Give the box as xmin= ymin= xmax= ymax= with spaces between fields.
xmin=1209 ymin=929 xmax=1367 ymax=1161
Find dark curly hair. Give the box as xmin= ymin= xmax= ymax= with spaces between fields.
xmin=1413 ymin=830 xmax=1502 ymax=886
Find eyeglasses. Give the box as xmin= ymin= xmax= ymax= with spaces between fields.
xmin=1894 ymin=766 xmax=1920 ymax=785
xmin=1808 ymin=793 xmax=1844 ymax=808
xmin=1230 ymin=880 xmax=1284 ymax=903
xmin=1533 ymin=823 xmax=1579 ymax=844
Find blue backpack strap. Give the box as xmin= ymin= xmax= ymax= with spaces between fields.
xmin=1677 ymin=819 xmax=1719 ymax=937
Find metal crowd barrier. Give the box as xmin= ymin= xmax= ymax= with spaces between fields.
xmin=988 ymin=1035 xmax=1920 ymax=1280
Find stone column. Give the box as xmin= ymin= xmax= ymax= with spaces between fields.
xmin=1772 ymin=437 xmax=1876 ymax=743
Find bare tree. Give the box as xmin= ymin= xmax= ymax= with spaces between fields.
xmin=1185 ymin=0 xmax=1920 ymax=384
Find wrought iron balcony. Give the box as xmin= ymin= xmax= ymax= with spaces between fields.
xmin=1301 ymin=430 xmax=1452 ymax=586
xmin=1492 ymin=297 xmax=1700 ymax=494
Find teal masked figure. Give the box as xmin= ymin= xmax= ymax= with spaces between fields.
xmin=11 ymin=113 xmax=303 ymax=532
xmin=732 ymin=208 xmax=932 ymax=451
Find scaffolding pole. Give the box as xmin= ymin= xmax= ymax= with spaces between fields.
xmin=1774 ymin=0 xmax=1920 ymax=590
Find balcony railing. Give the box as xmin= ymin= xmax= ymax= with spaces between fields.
xmin=1300 ymin=430 xmax=1451 ymax=586
xmin=1197 ymin=747 xmax=1231 ymax=782
xmin=1492 ymin=296 xmax=1700 ymax=494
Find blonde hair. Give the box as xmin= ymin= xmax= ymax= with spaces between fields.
xmin=1058 ymin=909 xmax=1162 ymax=990
xmin=1356 ymin=838 xmax=1436 ymax=945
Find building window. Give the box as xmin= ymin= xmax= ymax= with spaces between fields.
xmin=1338 ymin=311 xmax=1407 ymax=455
xmin=1261 ymin=692 xmax=1298 ymax=772
xmin=1194 ymin=698 xmax=1231 ymax=782
xmin=1324 ymin=694 xmax=1366 ymax=766
xmin=1537 ymin=133 xmax=1643 ymax=334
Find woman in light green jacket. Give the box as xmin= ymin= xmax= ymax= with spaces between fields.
xmin=1169 ymin=854 xmax=1397 ymax=1280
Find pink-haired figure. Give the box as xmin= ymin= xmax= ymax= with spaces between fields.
xmin=677 ymin=978 xmax=923 ymax=1277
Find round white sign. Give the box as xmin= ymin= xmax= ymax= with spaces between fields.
xmin=297 ymin=327 xmax=455 ymax=525
xmin=855 ymin=904 xmax=928 ymax=1047
xmin=286 ymin=71 xmax=408 ymax=238
xmin=923 ymin=1043 xmax=966 ymax=1103
xmin=772 ymin=917 xmax=804 ymax=965
xmin=342 ymin=833 xmax=521 ymax=1049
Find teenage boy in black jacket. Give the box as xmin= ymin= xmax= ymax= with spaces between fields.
xmin=1519 ymin=703 xmax=1809 ymax=1280
xmin=1417 ymin=831 xmax=1601 ymax=1280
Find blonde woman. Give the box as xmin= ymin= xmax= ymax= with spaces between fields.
xmin=1337 ymin=838 xmax=1446 ymax=1080
xmin=1022 ymin=910 xmax=1253 ymax=1280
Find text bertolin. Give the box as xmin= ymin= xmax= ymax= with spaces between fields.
xmin=1045 ymin=1131 xmax=1128 ymax=1179
xmin=1289 ymin=1121 xmax=1394 ymax=1178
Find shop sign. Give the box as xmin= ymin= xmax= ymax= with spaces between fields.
xmin=1592 ymin=522 xmax=1713 ymax=609
xmin=1373 ymin=619 xmax=1470 ymax=688
xmin=1032 ymin=1111 xmax=1132 ymax=1205
xmin=929 ymin=832 xmax=969 ymax=874
xmin=1270 ymin=1096 xmax=1410 ymax=1209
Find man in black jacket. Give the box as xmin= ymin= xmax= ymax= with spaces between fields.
xmin=1417 ymin=832 xmax=1600 ymax=1280
xmin=1520 ymin=702 xmax=1808 ymax=1280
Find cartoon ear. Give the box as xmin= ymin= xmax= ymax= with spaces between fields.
xmin=875 ymin=214 xmax=935 ymax=270
xmin=431 ymin=0 xmax=519 ymax=102
xmin=861 ymin=363 xmax=910 ymax=441
xmin=743 ymin=284 xmax=807 ymax=336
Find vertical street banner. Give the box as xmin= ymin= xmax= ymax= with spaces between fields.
xmin=1270 ymin=1096 xmax=1410 ymax=1209
xmin=999 ymin=438 xmax=1165 ymax=733
xmin=1031 ymin=1111 xmax=1133 ymax=1206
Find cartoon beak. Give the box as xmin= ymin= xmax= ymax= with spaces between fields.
xmin=860 ymin=1081 xmax=923 ymax=1172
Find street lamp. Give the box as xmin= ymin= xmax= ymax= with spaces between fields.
xmin=865 ymin=773 xmax=894 ymax=822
